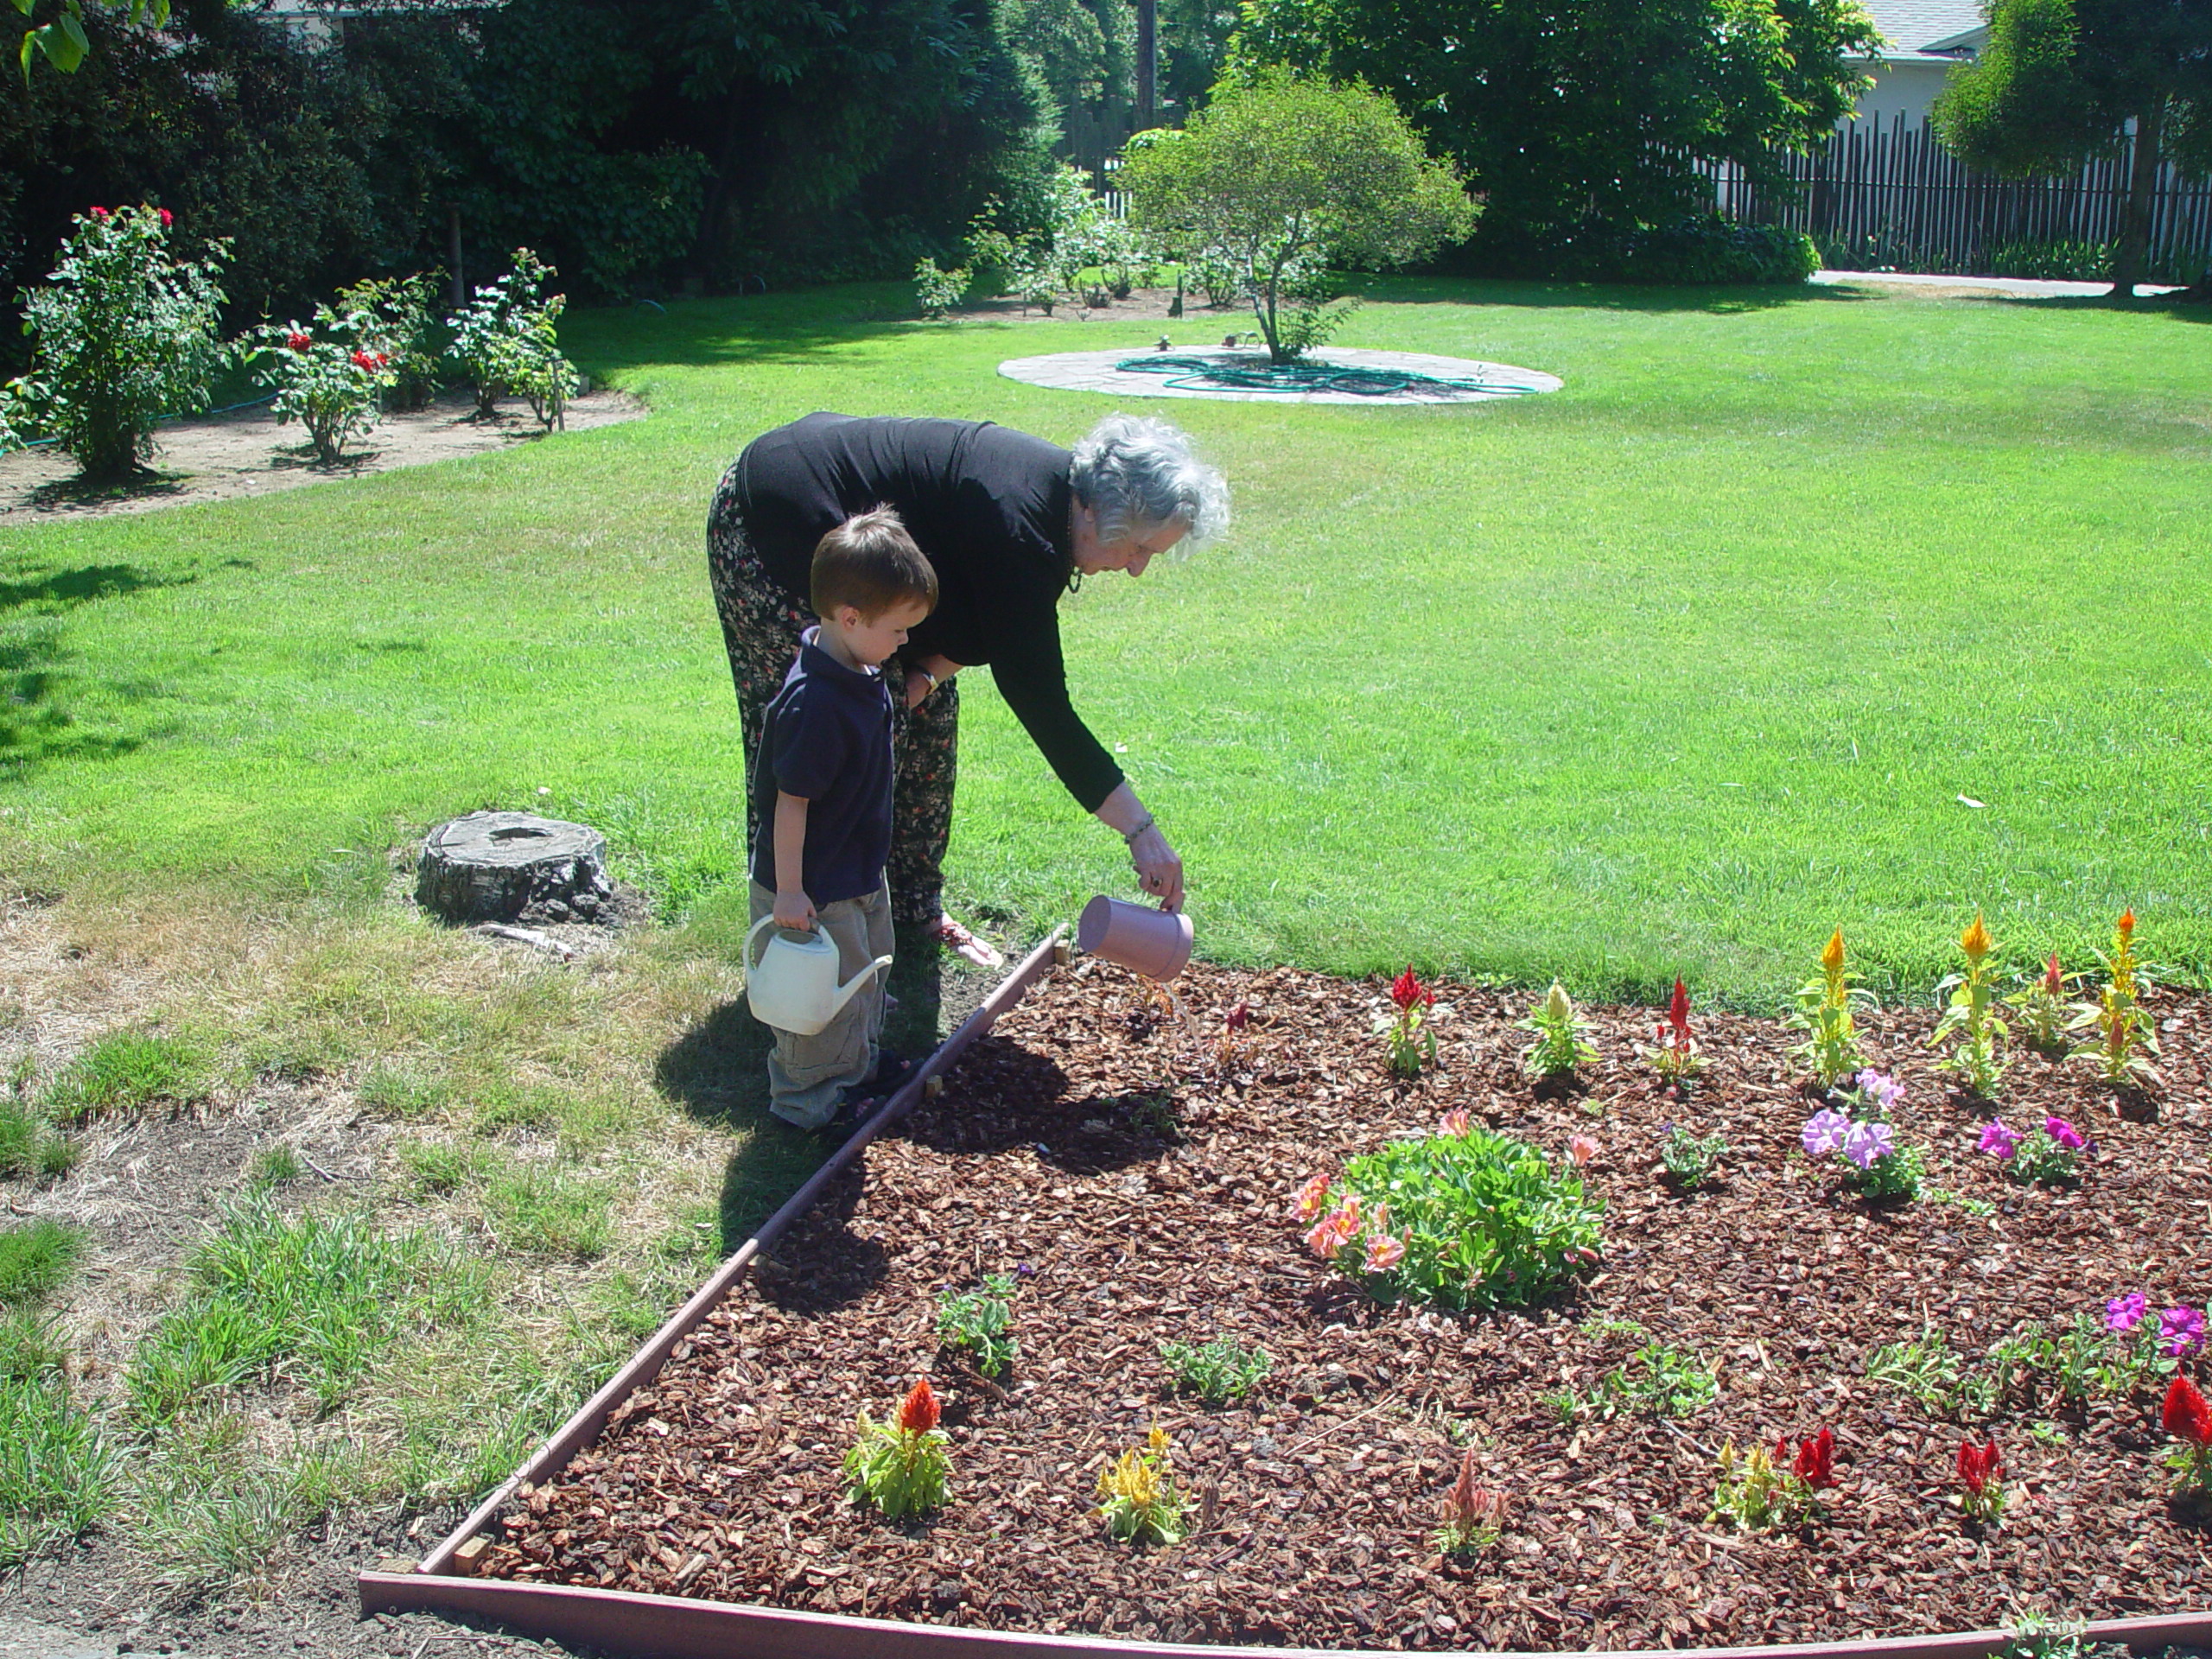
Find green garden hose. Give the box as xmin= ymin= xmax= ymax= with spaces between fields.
xmin=1109 ymin=354 xmax=1547 ymax=397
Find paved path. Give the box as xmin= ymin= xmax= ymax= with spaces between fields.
xmin=1813 ymin=269 xmax=2184 ymax=299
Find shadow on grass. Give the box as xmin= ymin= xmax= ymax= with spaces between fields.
xmin=563 ymin=283 xmax=938 ymax=380
xmin=1361 ymin=274 xmax=1874 ymax=315
xmin=653 ymin=925 xmax=965 ymax=1249
xmin=0 ymin=563 xmax=194 ymax=617
xmin=0 ymin=620 xmax=148 ymax=777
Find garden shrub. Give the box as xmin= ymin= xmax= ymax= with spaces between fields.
xmin=912 ymin=257 xmax=970 ymax=319
xmin=1 ymin=206 xmax=230 ymax=480
xmin=1306 ymin=1125 xmax=1604 ymax=1309
xmin=245 ymin=310 xmax=397 ymax=465
xmin=446 ymin=249 xmax=578 ymax=430
xmin=336 ymin=272 xmax=446 ymax=410
xmin=1557 ymin=214 xmax=1819 ymax=285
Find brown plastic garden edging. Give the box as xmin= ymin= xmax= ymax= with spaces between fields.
xmin=360 ymin=923 xmax=2212 ymax=1659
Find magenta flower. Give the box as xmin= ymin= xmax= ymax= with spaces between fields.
xmin=1802 ymin=1109 xmax=1850 ymax=1158
xmin=1842 ymin=1120 xmax=1895 ymax=1171
xmin=1978 ymin=1119 xmax=2021 ymax=1160
xmin=2160 ymin=1307 xmax=2206 ymax=1358
xmin=2044 ymin=1116 xmax=2086 ymax=1152
xmin=2107 ymin=1293 xmax=2147 ymax=1334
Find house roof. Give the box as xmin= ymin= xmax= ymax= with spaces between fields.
xmin=1853 ymin=0 xmax=1988 ymax=60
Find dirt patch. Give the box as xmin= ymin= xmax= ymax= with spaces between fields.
xmin=0 ymin=388 xmax=645 ymax=522
xmin=958 ymin=285 xmax=1252 ymax=331
xmin=487 ymin=959 xmax=2212 ymax=1650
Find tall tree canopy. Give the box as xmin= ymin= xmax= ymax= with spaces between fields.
xmin=1933 ymin=0 xmax=2212 ymax=296
xmin=1228 ymin=0 xmax=1878 ymax=271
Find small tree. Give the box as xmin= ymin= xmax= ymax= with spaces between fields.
xmin=3 ymin=205 xmax=229 ymax=481
xmin=1934 ymin=0 xmax=2212 ymax=296
xmin=1119 ymin=74 xmax=1476 ymax=362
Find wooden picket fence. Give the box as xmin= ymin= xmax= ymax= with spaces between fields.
xmin=1707 ymin=115 xmax=2212 ymax=280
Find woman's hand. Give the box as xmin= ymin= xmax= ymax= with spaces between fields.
xmin=902 ymin=669 xmax=934 ymax=709
xmin=1128 ymin=823 xmax=1185 ymax=912
xmin=902 ymin=653 xmax=960 ymax=710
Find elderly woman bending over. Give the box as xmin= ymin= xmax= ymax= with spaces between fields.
xmin=707 ymin=411 xmax=1230 ymax=963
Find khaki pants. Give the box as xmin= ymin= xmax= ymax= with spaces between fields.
xmin=747 ymin=879 xmax=893 ymax=1128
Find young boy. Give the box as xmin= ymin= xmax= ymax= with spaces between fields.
xmin=748 ymin=507 xmax=938 ymax=1130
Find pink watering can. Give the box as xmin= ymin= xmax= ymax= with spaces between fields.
xmin=1077 ymin=895 xmax=1194 ymax=981
xmin=744 ymin=918 xmax=892 ymax=1036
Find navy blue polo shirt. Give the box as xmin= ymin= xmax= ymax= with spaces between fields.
xmin=748 ymin=630 xmax=894 ymax=906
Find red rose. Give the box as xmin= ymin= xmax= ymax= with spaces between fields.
xmin=88 ymin=207 xmax=109 ymax=219
xmin=286 ymin=331 xmax=312 ymax=353
xmin=158 ymin=207 xmax=174 ymax=228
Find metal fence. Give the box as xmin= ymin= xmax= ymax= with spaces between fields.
xmin=1709 ymin=116 xmax=2212 ymax=279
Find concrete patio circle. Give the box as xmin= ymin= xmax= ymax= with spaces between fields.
xmin=998 ymin=346 xmax=1563 ymax=404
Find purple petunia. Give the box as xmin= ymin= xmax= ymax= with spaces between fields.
xmin=2161 ymin=1307 xmax=2206 ymax=1358
xmin=1802 ymin=1109 xmax=1850 ymax=1159
xmin=1979 ymin=1119 xmax=2022 ymax=1160
xmin=1843 ymin=1120 xmax=1896 ymax=1171
xmin=1853 ymin=1070 xmax=1904 ymax=1115
xmin=2107 ymin=1293 xmax=2148 ymax=1334
xmin=2045 ymin=1116 xmax=2087 ymax=1152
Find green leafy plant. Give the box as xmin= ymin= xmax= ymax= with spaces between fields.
xmin=1786 ymin=928 xmax=1874 ymax=1088
xmin=934 ymin=1273 xmax=1018 ymax=1378
xmin=1998 ymin=1614 xmax=2089 ymax=1659
xmin=844 ymin=1377 xmax=950 ymax=1519
xmin=1299 ymin=1122 xmax=1603 ymax=1310
xmin=1096 ymin=1424 xmax=1189 ymax=1544
xmin=1552 ymin=1343 xmax=1719 ymax=1423
xmin=1431 ymin=1449 xmax=1506 ymax=1557
xmin=1159 ymin=1336 xmax=1269 ymax=1404
xmin=1929 ymin=912 xmax=2008 ymax=1096
xmin=245 ymin=312 xmax=397 ymax=464
xmin=912 ymin=257 xmax=969 ymax=319
xmin=2069 ymin=908 xmax=2158 ymax=1088
xmin=1712 ymin=1427 xmax=1834 ymax=1531
xmin=1658 ymin=1125 xmax=1729 ymax=1189
xmin=335 ymin=270 xmax=445 ymax=410
xmin=2007 ymin=951 xmax=2075 ymax=1057
xmin=1375 ymin=966 xmax=1438 ymax=1078
xmin=446 ymin=248 xmax=577 ymax=430
xmin=1517 ymin=982 xmax=1596 ymax=1082
xmin=2 ymin=203 xmax=229 ymax=480
xmin=1865 ymin=1326 xmax=1994 ymax=1420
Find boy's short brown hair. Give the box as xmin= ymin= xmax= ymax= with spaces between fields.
xmin=811 ymin=506 xmax=938 ymax=619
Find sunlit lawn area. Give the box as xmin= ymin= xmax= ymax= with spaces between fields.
xmin=7 ymin=276 xmax=2210 ymax=1000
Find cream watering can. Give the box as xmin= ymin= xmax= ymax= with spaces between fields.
xmin=743 ymin=918 xmax=893 ymax=1036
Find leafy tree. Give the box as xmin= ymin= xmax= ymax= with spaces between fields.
xmin=1933 ymin=0 xmax=2212 ymax=296
xmin=1230 ymin=0 xmax=1878 ymax=273
xmin=9 ymin=0 xmax=167 ymax=84
xmin=1118 ymin=73 xmax=1475 ymax=359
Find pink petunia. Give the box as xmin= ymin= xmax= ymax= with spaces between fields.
xmin=1978 ymin=1119 xmax=2021 ymax=1160
xmin=2044 ymin=1116 xmax=2087 ymax=1152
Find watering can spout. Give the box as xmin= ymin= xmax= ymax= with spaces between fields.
xmin=743 ymin=918 xmax=893 ymax=1037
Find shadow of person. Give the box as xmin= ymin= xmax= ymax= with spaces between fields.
xmin=749 ymin=1157 xmax=888 ymax=1316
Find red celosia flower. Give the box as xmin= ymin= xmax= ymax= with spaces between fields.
xmin=2042 ymin=952 xmax=2063 ymax=995
xmin=1389 ymin=967 xmax=1433 ymax=1013
xmin=896 ymin=1376 xmax=939 ymax=1434
xmin=157 ymin=207 xmax=174 ymax=227
xmin=1666 ymin=976 xmax=1691 ymax=1039
xmin=1224 ymin=1001 xmax=1250 ymax=1034
xmin=2119 ymin=908 xmax=2136 ymax=938
xmin=2163 ymin=1376 xmax=2212 ymax=1446
xmin=1955 ymin=1438 xmax=2001 ymax=1494
xmin=1792 ymin=1426 xmax=1836 ymax=1488
xmin=286 ymin=331 xmax=311 ymax=353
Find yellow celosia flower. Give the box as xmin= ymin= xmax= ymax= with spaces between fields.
xmin=1961 ymin=912 xmax=1992 ymax=961
xmin=1820 ymin=928 xmax=1845 ymax=975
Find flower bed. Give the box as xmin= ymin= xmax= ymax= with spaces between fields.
xmin=483 ymin=958 xmax=2212 ymax=1651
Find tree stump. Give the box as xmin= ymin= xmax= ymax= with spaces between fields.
xmin=416 ymin=811 xmax=613 ymax=925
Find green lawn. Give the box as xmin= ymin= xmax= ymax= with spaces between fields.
xmin=6 ymin=276 xmax=2210 ymax=1006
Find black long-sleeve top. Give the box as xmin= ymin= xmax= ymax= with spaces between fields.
xmin=734 ymin=412 xmax=1125 ymax=811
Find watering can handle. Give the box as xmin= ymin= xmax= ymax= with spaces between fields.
xmin=743 ymin=914 xmax=817 ymax=972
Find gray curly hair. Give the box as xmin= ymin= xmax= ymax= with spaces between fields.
xmin=1068 ymin=413 xmax=1231 ymax=548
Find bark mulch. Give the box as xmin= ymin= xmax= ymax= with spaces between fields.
xmin=486 ymin=960 xmax=2212 ymax=1650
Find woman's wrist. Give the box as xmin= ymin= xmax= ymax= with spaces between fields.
xmin=1122 ymin=813 xmax=1155 ymax=845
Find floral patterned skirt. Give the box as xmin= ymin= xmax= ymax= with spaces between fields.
xmin=706 ymin=462 xmax=957 ymax=930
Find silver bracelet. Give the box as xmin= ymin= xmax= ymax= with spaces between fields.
xmin=1122 ymin=814 xmax=1155 ymax=844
